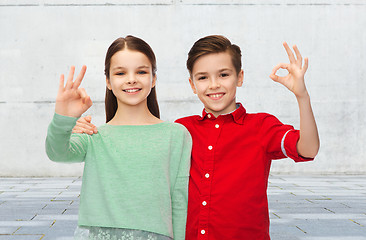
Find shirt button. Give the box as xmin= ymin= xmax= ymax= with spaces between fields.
xmin=208 ymin=146 xmax=213 ymax=150
xmin=215 ymin=124 xmax=219 ymax=128
xmin=205 ymin=173 xmax=210 ymax=178
xmin=201 ymin=230 xmax=206 ymax=235
xmin=207 ymin=114 xmax=211 ymax=118
xmin=202 ymin=201 xmax=207 ymax=206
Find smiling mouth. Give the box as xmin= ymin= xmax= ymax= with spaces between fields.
xmin=207 ymin=93 xmax=225 ymax=99
xmin=123 ymin=88 xmax=141 ymax=93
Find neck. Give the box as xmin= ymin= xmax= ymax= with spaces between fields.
xmin=206 ymin=102 xmax=238 ymax=118
xmin=108 ymin=101 xmax=161 ymax=125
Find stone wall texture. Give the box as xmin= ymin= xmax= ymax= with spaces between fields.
xmin=1 ymin=0 xmax=365 ymax=176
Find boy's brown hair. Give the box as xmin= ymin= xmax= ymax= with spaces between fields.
xmin=186 ymin=35 xmax=242 ymax=76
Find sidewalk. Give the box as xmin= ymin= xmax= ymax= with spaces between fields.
xmin=0 ymin=175 xmax=365 ymax=240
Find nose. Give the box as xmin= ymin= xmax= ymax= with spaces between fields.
xmin=127 ymin=73 xmax=137 ymax=84
xmin=209 ymin=77 xmax=220 ymax=89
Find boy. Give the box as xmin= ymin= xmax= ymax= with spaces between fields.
xmin=175 ymin=35 xmax=319 ymax=239
xmin=73 ymin=35 xmax=319 ymax=239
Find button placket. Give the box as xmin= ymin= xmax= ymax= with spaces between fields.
xmin=198 ymin=118 xmax=224 ymax=239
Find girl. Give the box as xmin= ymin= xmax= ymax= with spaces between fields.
xmin=46 ymin=36 xmax=192 ymax=240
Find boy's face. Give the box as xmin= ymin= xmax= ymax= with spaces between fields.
xmin=189 ymin=51 xmax=243 ymax=117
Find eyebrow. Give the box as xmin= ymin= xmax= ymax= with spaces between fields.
xmin=218 ymin=68 xmax=233 ymax=73
xmin=111 ymin=65 xmax=150 ymax=71
xmin=193 ymin=72 xmax=208 ymax=78
xmin=193 ymin=68 xmax=233 ymax=77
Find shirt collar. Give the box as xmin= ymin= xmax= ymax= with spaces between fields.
xmin=198 ymin=103 xmax=247 ymax=125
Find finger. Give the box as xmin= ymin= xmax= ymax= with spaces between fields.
xmin=73 ymin=126 xmax=94 ymax=135
xmin=78 ymin=88 xmax=93 ymax=110
xmin=73 ymin=65 xmax=87 ymax=89
xmin=65 ymin=66 xmax=75 ymax=90
xmin=269 ymin=73 xmax=279 ymax=82
xmin=75 ymin=121 xmax=95 ymax=133
xmin=269 ymin=73 xmax=286 ymax=84
xmin=293 ymin=45 xmax=302 ymax=65
xmin=270 ymin=63 xmax=289 ymax=76
xmin=76 ymin=117 xmax=88 ymax=124
xmin=77 ymin=88 xmax=92 ymax=111
xmin=77 ymin=88 xmax=89 ymax=103
xmin=83 ymin=116 xmax=97 ymax=133
xmin=77 ymin=115 xmax=93 ymax=124
xmin=270 ymin=63 xmax=289 ymax=84
xmin=85 ymin=115 xmax=92 ymax=123
xmin=58 ymin=74 xmax=65 ymax=93
xmin=283 ymin=42 xmax=296 ymax=63
xmin=302 ymin=57 xmax=309 ymax=73
xmin=270 ymin=74 xmax=288 ymax=86
xmin=76 ymin=115 xmax=93 ymax=124
xmin=84 ymin=96 xmax=93 ymax=109
xmin=72 ymin=129 xmax=84 ymax=134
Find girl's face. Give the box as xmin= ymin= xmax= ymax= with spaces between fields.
xmin=107 ymin=49 xmax=156 ymax=108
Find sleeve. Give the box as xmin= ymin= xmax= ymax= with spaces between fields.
xmin=259 ymin=114 xmax=313 ymax=162
xmin=170 ymin=125 xmax=192 ymax=240
xmin=45 ymin=113 xmax=88 ymax=163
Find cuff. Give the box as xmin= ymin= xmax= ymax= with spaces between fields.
xmin=51 ymin=113 xmax=78 ymax=132
xmin=282 ymin=129 xmax=314 ymax=162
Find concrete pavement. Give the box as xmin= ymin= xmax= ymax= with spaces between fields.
xmin=0 ymin=175 xmax=365 ymax=240
xmin=268 ymin=175 xmax=366 ymax=240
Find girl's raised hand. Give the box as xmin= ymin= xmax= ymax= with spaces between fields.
xmin=55 ymin=66 xmax=92 ymax=118
xmin=269 ymin=42 xmax=309 ymax=98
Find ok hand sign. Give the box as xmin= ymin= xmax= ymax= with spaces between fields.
xmin=270 ymin=42 xmax=309 ymax=99
xmin=55 ymin=66 xmax=92 ymax=118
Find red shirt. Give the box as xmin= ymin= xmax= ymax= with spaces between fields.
xmin=175 ymin=103 xmax=313 ymax=240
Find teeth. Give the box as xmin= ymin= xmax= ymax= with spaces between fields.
xmin=209 ymin=93 xmax=223 ymax=98
xmin=125 ymin=89 xmax=140 ymax=93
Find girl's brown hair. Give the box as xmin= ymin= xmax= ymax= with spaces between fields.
xmin=104 ymin=35 xmax=159 ymax=122
xmin=186 ymin=35 xmax=242 ymax=75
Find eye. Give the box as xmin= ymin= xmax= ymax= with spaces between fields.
xmin=138 ymin=70 xmax=148 ymax=75
xmin=116 ymin=72 xmax=125 ymax=76
xmin=220 ymin=73 xmax=230 ymax=78
xmin=198 ymin=76 xmax=207 ymax=81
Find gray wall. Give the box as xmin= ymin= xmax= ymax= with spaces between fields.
xmin=1 ymin=0 xmax=365 ymax=176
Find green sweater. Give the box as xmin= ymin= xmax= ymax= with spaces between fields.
xmin=46 ymin=113 xmax=192 ymax=239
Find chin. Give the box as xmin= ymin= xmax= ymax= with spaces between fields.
xmin=207 ymin=104 xmax=225 ymax=111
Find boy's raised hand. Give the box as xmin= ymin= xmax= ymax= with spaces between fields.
xmin=55 ymin=66 xmax=92 ymax=118
xmin=270 ymin=42 xmax=309 ymax=98
xmin=72 ymin=116 xmax=98 ymax=135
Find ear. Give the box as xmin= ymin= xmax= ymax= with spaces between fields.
xmin=237 ymin=69 xmax=244 ymax=87
xmin=189 ymin=77 xmax=197 ymax=94
xmin=106 ymin=77 xmax=112 ymax=90
xmin=152 ymin=75 xmax=157 ymax=88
